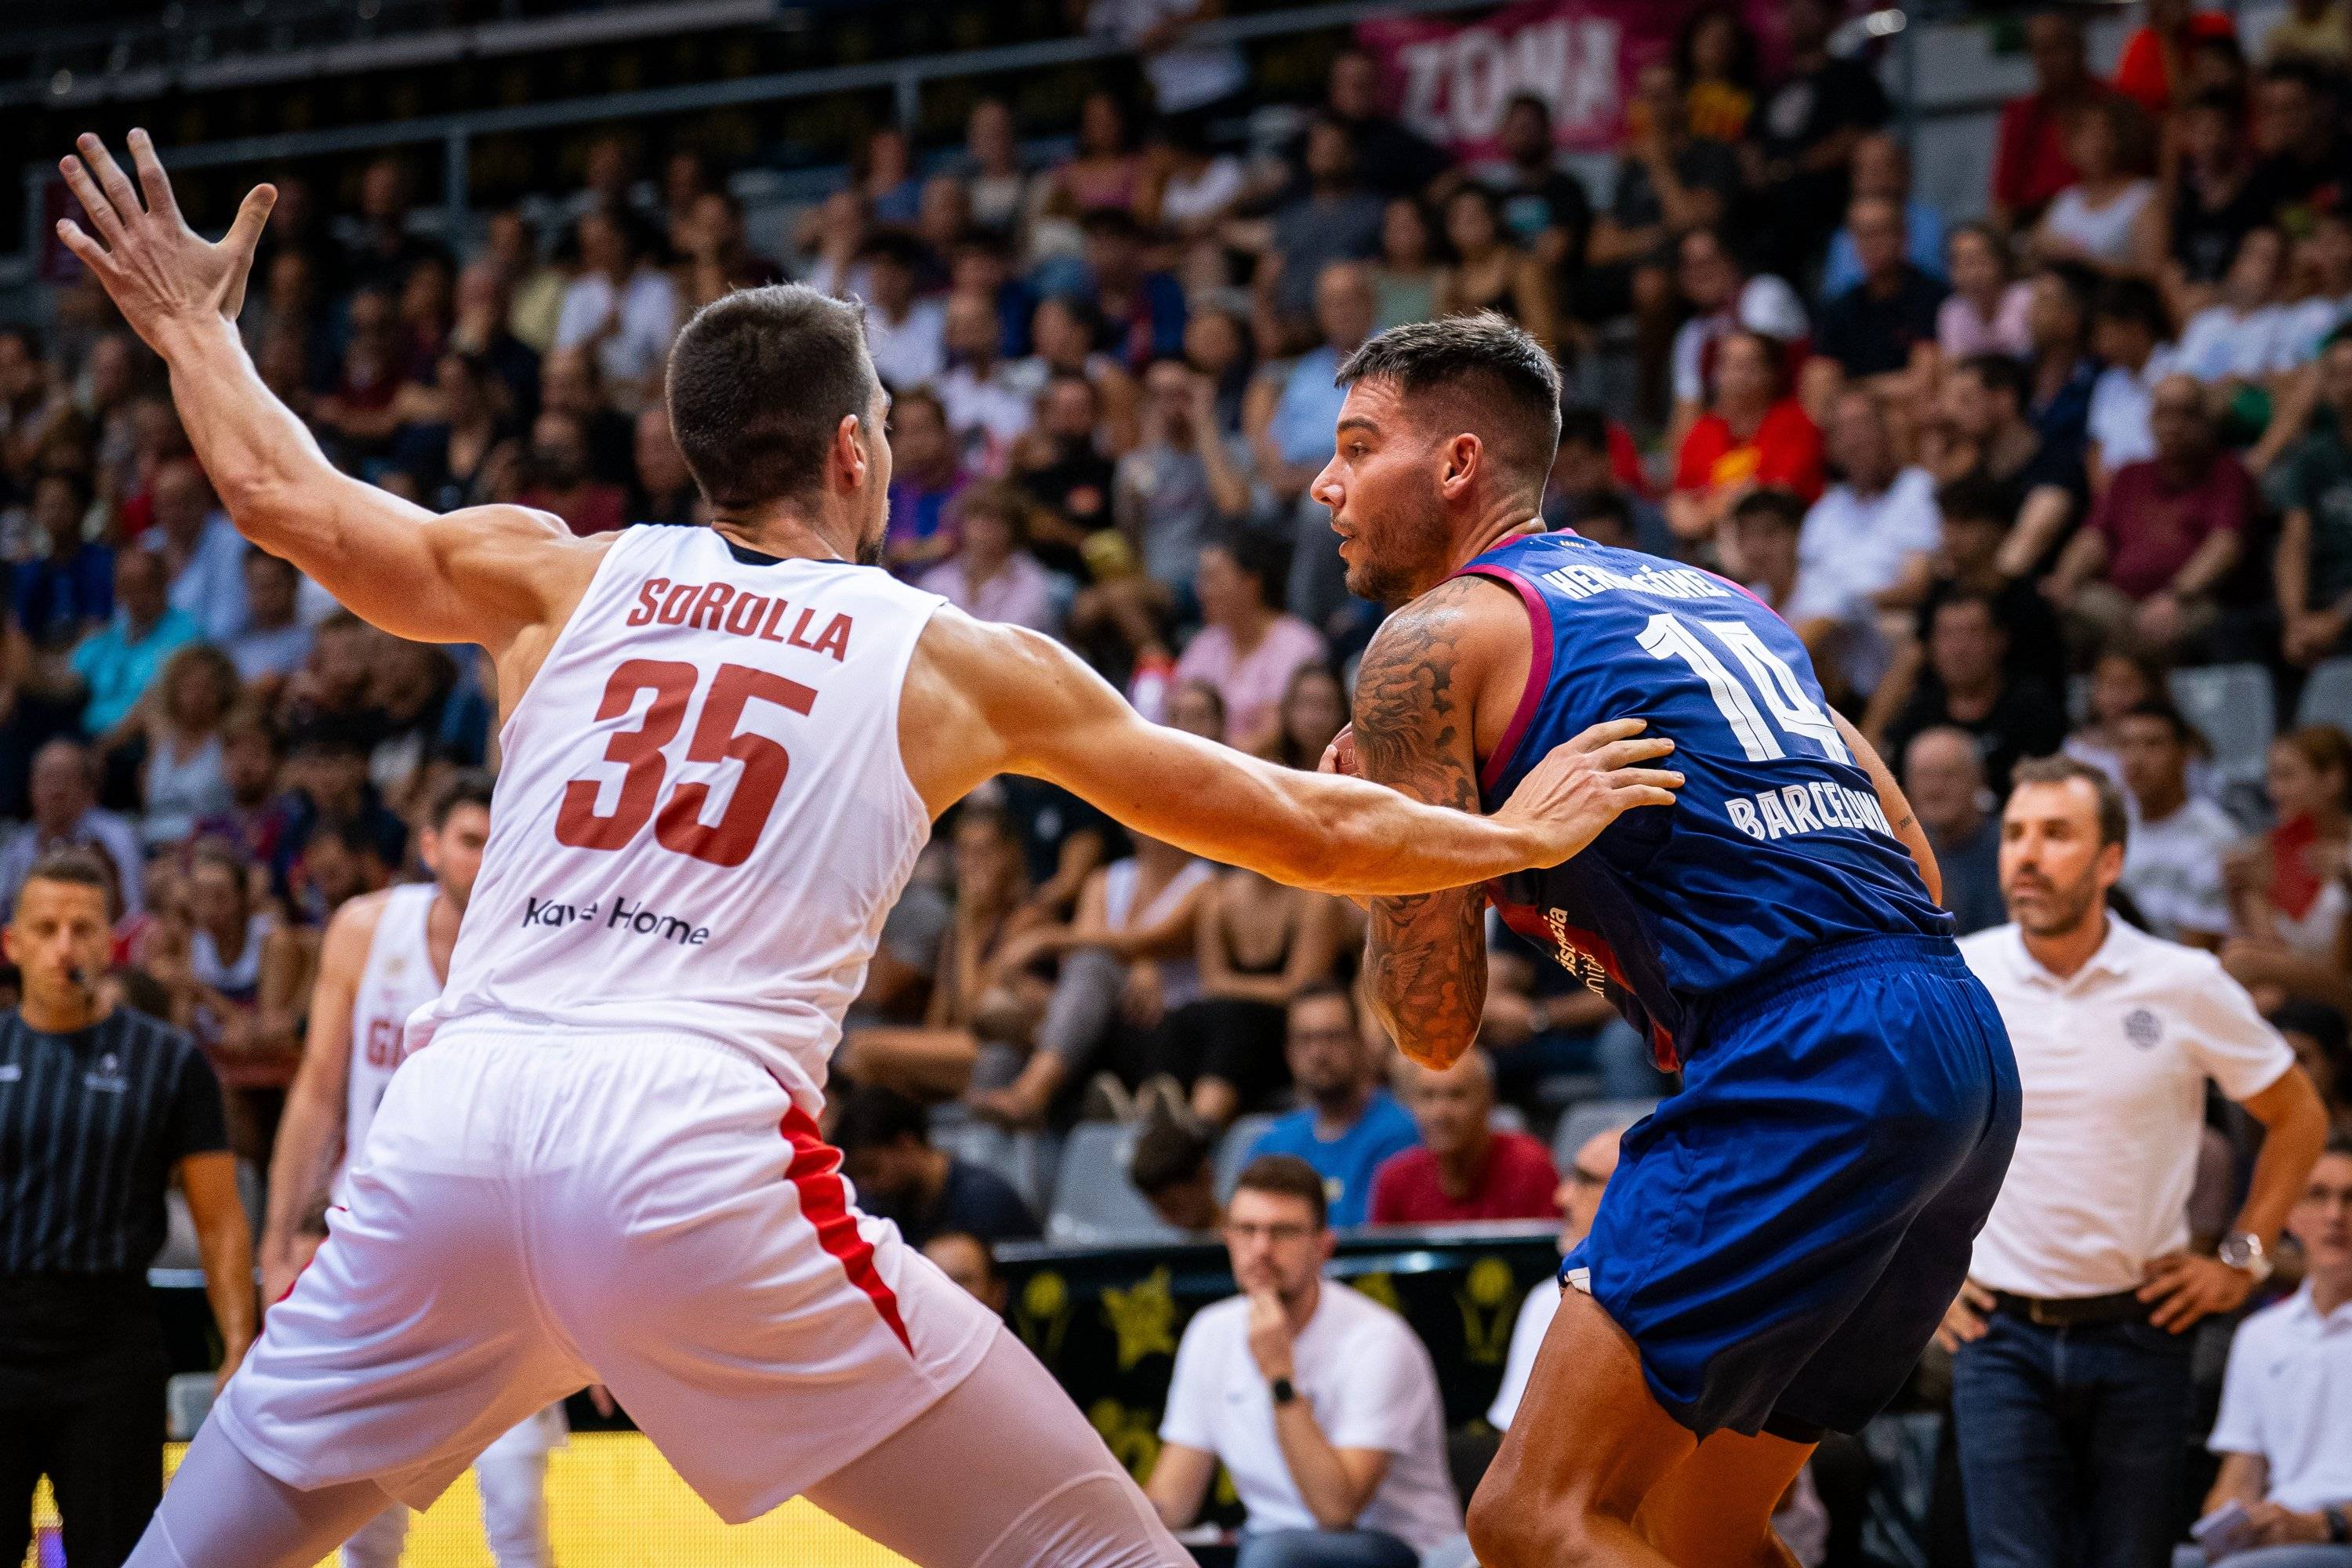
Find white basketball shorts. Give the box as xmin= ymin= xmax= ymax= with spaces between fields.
xmin=212 ymin=1022 xmax=998 ymax=1523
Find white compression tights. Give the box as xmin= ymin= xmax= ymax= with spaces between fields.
xmin=127 ymin=1327 xmax=1184 ymax=1568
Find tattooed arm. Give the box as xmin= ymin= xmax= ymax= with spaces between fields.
xmin=1352 ymin=579 xmax=1516 ymax=1071
xmin=1835 ymin=712 xmax=1942 ymax=906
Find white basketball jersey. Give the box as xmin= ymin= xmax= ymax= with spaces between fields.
xmin=341 ymin=882 xmax=441 ymax=1201
xmin=415 ymin=526 xmax=944 ymax=1112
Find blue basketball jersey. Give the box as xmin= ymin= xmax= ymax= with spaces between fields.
xmin=1461 ymin=532 xmax=1951 ymax=1069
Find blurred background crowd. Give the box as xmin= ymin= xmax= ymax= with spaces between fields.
xmin=9 ymin=0 xmax=2352 ymax=1559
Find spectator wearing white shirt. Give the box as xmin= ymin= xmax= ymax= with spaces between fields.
xmin=1147 ymin=1156 xmax=1461 ymax=1568
xmin=2085 ymin=278 xmax=2179 ymax=491
xmin=1940 ymin=757 xmax=2331 ymax=1568
xmin=552 ymin=206 xmax=680 ymax=412
xmin=1793 ymin=390 xmax=1940 ymax=695
xmin=859 ymin=237 xmax=947 ymax=394
xmin=141 ymin=457 xmax=248 ymax=644
xmin=2176 ymin=227 xmax=2299 ymax=388
xmin=2118 ymin=702 xmax=2237 ymax=949
xmin=936 ymin=289 xmax=1041 ymax=468
xmin=2194 ymin=1135 xmax=2352 ymax=1566
xmin=916 ymin=482 xmax=1064 ymax=638
xmin=1668 ymin=227 xmax=1808 ymax=446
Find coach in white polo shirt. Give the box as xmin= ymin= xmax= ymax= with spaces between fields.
xmin=1944 ymin=755 xmax=2330 ymax=1568
xmin=1146 ymin=1154 xmax=1460 ymax=1568
xmin=2195 ymin=1135 xmax=2352 ymax=1565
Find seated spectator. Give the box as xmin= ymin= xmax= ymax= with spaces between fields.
xmin=0 ymin=737 xmax=144 ymax=921
xmin=552 ymin=205 xmax=678 ymax=410
xmin=281 ymin=813 xmax=390 ymax=932
xmin=1676 ymin=8 xmax=1756 ymax=143
xmin=1369 ymin=1052 xmax=1559 ymax=1225
xmin=1173 ymin=535 xmax=1327 ymax=757
xmin=1904 ymin=727 xmax=2007 ymax=935
xmin=517 ymin=409 xmax=627 ymax=538
xmin=144 ymin=838 xmax=286 ymax=1152
xmin=2031 ymin=95 xmax=2163 ymax=281
xmin=1540 ymin=405 xmax=1668 ymax=553
xmin=1250 ymin=985 xmax=1421 ymax=1229
xmin=860 ymin=234 xmax=947 ymax=394
xmin=136 ymin=644 xmax=239 ymax=848
xmin=70 ymin=548 xmax=201 ymax=740
xmin=1884 ymin=593 xmax=2068 ymax=799
xmin=1938 ymin=222 xmax=2035 ymax=361
xmin=2274 ymin=332 xmax=2352 ymax=666
xmin=225 ymin=550 xmax=314 ymax=691
xmin=921 ymin=1230 xmax=1008 ymax=1316
xmin=1147 ymin=1155 xmax=1462 ymax=1567
xmin=917 ymin=482 xmax=1064 ymax=637
xmin=2225 ymin=728 xmax=2352 ymax=1010
xmin=2169 ymin=88 xmax=2267 ymax=308
xmin=674 ymin=188 xmax=784 ymax=312
xmin=2053 ymin=374 xmax=2250 ymax=660
xmin=1820 ymin=132 xmax=1948 ymax=299
xmin=1487 ymin=1119 xmax=1624 ymax=1430
xmin=1262 ymin=117 xmax=1387 ymax=333
xmin=1746 ymin=0 xmax=1888 ymax=281
xmin=1816 ymin=196 xmax=1946 ymax=385
xmin=1081 ymin=210 xmax=1187 ymax=372
xmin=10 ymin=470 xmax=111 ymax=652
xmin=2024 ymin=262 xmax=2100 ymax=459
xmin=1130 ymin=1108 xmax=1223 ymax=1235
xmin=2177 ymin=227 xmax=2298 ymax=387
xmin=2272 ymin=1001 xmax=2352 ymax=1138
xmin=387 ymin=350 xmax=514 ymax=514
xmin=1793 ymin=389 xmax=1941 ymax=695
xmin=964 ymin=830 xmax=1216 ymax=1130
xmin=1142 ymin=116 xmax=1247 ymax=241
xmin=2244 ymin=60 xmax=2344 ymax=234
xmin=2118 ymin=701 xmax=2237 ymax=949
xmin=1112 ymin=358 xmax=1256 ymax=599
xmin=1666 ymin=227 xmax=1808 ymax=444
xmin=536 ymin=345 xmax=634 ymax=487
xmin=831 ymin=1082 xmax=1040 ymax=1249
xmin=1041 ymin=87 xmax=1145 ymax=223
xmin=2085 ymin=277 xmax=2180 ymax=487
xmin=2192 ymin=1136 xmax=2352 ymax=1564
xmin=1990 ymin=11 xmax=2117 ymax=230
xmin=2114 ymin=0 xmax=2238 ymax=114
xmin=884 ymin=388 xmax=968 ymax=575
xmin=1370 ymin=197 xmax=1442 ymax=333
xmin=1489 ymin=94 xmax=1591 ymax=285
xmin=277 ymin=718 xmax=409 ymax=884
xmin=1250 ymin=262 xmax=1377 ymax=619
xmin=1668 ymin=331 xmax=1824 ymax=543
xmin=1011 ymin=370 xmax=1118 ymax=565
xmin=1272 ymin=664 xmax=1348 ymax=772
xmin=630 ymin=404 xmax=700 ymax=528
xmin=1433 ymin=185 xmax=1559 ymax=357
xmin=936 ymin=287 xmax=1040 ymax=469
xmin=447 ymin=258 xmax=541 ymax=423
xmin=370 ymin=637 xmax=486 ymax=800
xmin=1724 ymin=489 xmax=1843 ymax=689
xmin=1933 ymin=354 xmax=2084 ymax=582
xmin=194 ymin=708 xmax=294 ymax=873
xmin=143 ymin=456 xmax=249 ymax=643
xmin=2278 ymin=212 xmax=2352 ymax=368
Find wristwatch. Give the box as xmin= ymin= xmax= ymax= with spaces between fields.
xmin=2217 ymin=1232 xmax=2274 ymax=1285
xmin=2325 ymin=1505 xmax=2349 ymax=1544
xmin=1269 ymin=1377 xmax=1298 ymax=1406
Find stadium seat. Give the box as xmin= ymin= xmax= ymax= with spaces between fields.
xmin=2297 ymin=657 xmax=2352 ymax=731
xmin=166 ymin=1373 xmax=216 ymax=1442
xmin=929 ymin=1108 xmax=1061 ymax=1218
xmin=2169 ymin=664 xmax=2274 ymax=797
xmin=1214 ymin=1112 xmax=1279 ymax=1199
xmin=1551 ymin=1099 xmax=1656 ymax=1172
xmin=1044 ymin=1123 xmax=1192 ymax=1246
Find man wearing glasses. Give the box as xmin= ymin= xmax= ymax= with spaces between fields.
xmin=1145 ymin=1156 xmax=1461 ymax=1568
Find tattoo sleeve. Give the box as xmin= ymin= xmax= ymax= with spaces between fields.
xmin=1352 ymin=580 xmax=1492 ymax=1069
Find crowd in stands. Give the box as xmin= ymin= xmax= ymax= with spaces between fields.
xmin=10 ymin=0 xmax=2352 ymax=1555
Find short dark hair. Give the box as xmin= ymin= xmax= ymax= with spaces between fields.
xmin=19 ymin=848 xmax=110 ymax=898
xmin=2118 ymin=699 xmax=2198 ymax=750
xmin=1731 ymin=486 xmax=1806 ymax=532
xmin=1334 ymin=312 xmax=1564 ymax=500
xmin=1130 ymin=1112 xmax=1214 ymax=1197
xmin=2092 ymin=277 xmax=2170 ymax=339
xmin=1958 ymin=351 xmax=2031 ymax=408
xmin=2270 ymin=999 xmax=2348 ymax=1069
xmin=1287 ymin=981 xmax=1358 ymax=1026
xmin=1557 ymin=404 xmax=1609 ymax=454
xmin=1231 ymin=1152 xmax=1329 ymax=1229
xmin=429 ymin=768 xmax=495 ymax=829
xmin=1935 ymin=473 xmax=2013 ymax=528
xmin=1203 ymin=528 xmax=1288 ymax=611
xmin=667 ymin=284 xmax=877 ymax=514
xmin=2009 ymin=753 xmax=2129 ymax=851
xmin=831 ymin=1083 xmax=930 ymax=1153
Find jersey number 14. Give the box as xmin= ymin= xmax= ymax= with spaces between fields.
xmin=1637 ymin=613 xmax=1851 ymax=764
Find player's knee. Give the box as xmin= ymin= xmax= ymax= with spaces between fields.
xmin=1465 ymin=1471 xmax=1626 ymax=1568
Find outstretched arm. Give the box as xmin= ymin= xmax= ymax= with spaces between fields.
xmin=56 ymin=132 xmax=597 ymax=653
xmin=900 ymin=606 xmax=1679 ymax=899
xmin=1348 ymin=582 xmax=1502 ymax=1069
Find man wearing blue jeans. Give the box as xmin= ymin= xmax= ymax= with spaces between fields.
xmin=1145 ymin=1156 xmax=1461 ymax=1567
xmin=1944 ymin=759 xmax=2331 ymax=1568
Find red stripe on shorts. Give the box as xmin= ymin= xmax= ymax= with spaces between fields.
xmin=780 ymin=1107 xmax=913 ymax=1355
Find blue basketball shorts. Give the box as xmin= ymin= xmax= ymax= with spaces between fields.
xmin=1560 ymin=933 xmax=2021 ymax=1441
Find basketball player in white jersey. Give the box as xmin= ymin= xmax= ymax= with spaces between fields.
xmin=257 ymin=771 xmax=566 ymax=1568
xmin=56 ymin=133 xmax=1682 ymax=1568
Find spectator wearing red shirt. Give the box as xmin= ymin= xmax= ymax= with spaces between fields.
xmin=1992 ymin=12 xmax=2119 ymax=229
xmin=2049 ymin=373 xmax=2249 ymax=660
xmin=1668 ymin=330 xmax=1825 ymax=545
xmin=2113 ymin=0 xmax=2238 ymax=117
xmin=1368 ymin=1052 xmax=1560 ymax=1225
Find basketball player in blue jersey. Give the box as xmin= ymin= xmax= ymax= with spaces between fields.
xmin=1312 ymin=314 xmax=2021 ymax=1568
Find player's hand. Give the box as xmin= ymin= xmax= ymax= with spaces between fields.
xmin=1491 ymin=719 xmax=1681 ymax=869
xmin=1932 ymin=1279 xmax=1996 ymax=1352
xmin=2138 ymin=1250 xmax=2256 ymax=1333
xmin=56 ymin=130 xmax=276 ymax=354
xmin=1317 ymin=724 xmax=1358 ymax=778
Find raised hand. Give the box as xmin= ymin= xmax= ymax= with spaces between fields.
xmin=55 ymin=129 xmax=277 ymax=353
xmin=1490 ymin=718 xmax=1682 ymax=868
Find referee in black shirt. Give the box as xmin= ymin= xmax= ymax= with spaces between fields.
xmin=1 ymin=849 xmax=255 ymax=1567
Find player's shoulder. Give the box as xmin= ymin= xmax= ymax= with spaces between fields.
xmin=321 ymin=887 xmax=399 ymax=954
